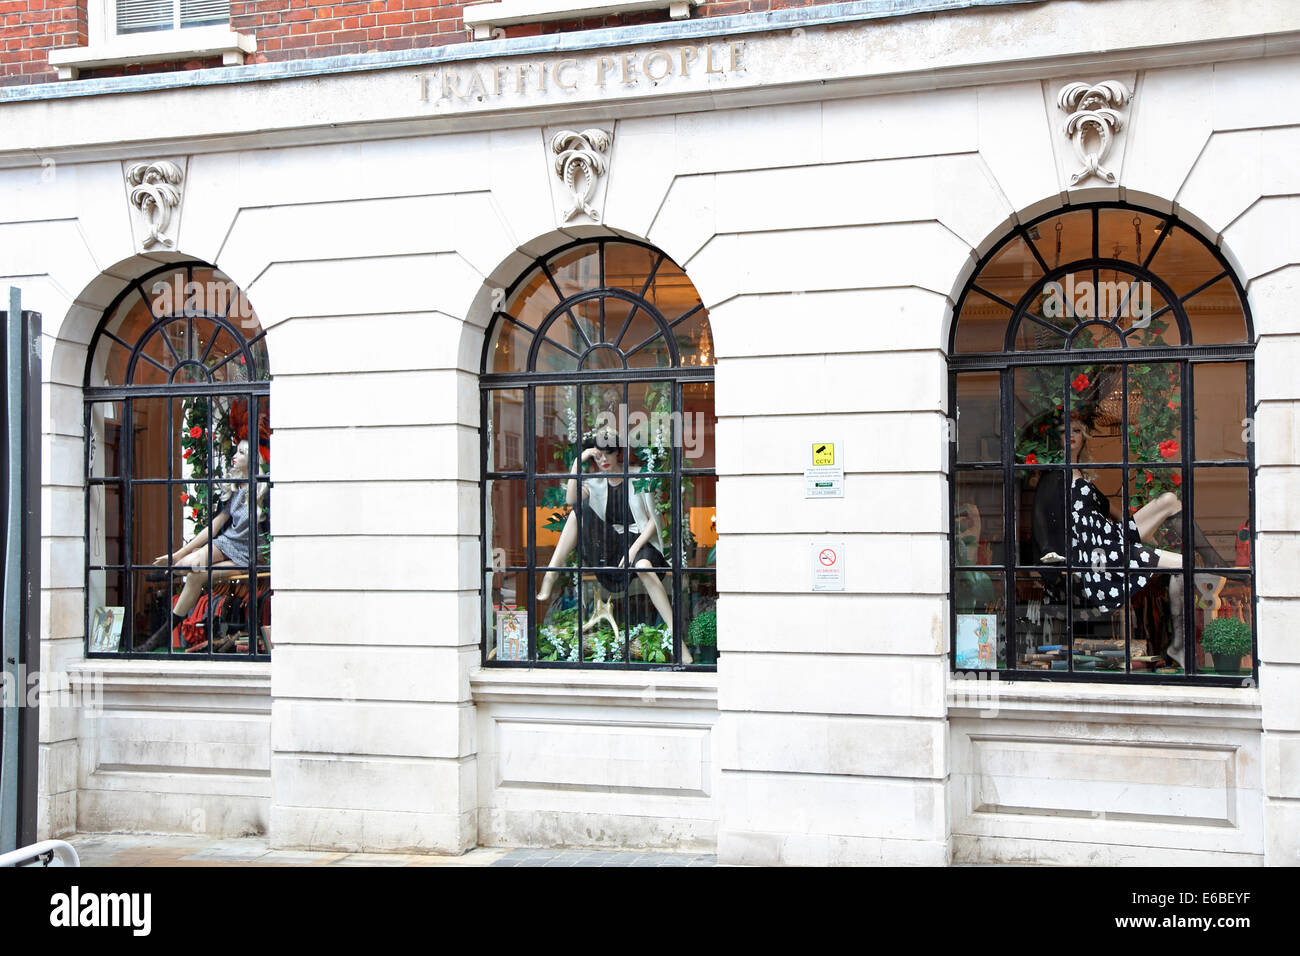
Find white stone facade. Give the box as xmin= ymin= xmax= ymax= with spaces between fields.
xmin=5 ymin=0 xmax=1299 ymax=865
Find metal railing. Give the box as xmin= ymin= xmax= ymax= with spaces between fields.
xmin=0 ymin=839 xmax=80 ymax=867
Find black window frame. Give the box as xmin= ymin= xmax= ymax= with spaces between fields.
xmin=480 ymin=237 xmax=716 ymax=670
xmin=83 ymin=260 xmax=271 ymax=661
xmin=949 ymin=202 xmax=1256 ymax=686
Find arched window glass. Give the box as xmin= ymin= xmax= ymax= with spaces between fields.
xmin=482 ymin=239 xmax=716 ymax=667
xmin=950 ymin=204 xmax=1254 ymax=682
xmin=84 ymin=262 xmax=271 ymax=658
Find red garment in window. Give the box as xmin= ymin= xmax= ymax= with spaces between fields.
xmin=229 ymin=400 xmax=271 ymax=463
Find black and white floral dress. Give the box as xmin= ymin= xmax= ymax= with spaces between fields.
xmin=1071 ymin=475 xmax=1155 ymax=613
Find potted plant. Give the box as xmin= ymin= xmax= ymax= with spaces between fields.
xmin=1199 ymin=617 xmax=1252 ymax=673
xmin=687 ymin=609 xmax=717 ymax=665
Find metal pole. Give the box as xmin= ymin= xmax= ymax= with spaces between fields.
xmin=1 ymin=288 xmax=22 ymax=853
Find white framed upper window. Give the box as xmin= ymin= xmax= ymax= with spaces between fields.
xmin=116 ymin=0 xmax=231 ymax=35
xmin=48 ymin=0 xmax=253 ymax=80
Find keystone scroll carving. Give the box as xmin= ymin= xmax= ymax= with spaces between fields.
xmin=127 ymin=160 xmax=184 ymax=248
xmin=1057 ymin=81 xmax=1131 ymax=186
xmin=551 ymin=128 xmax=611 ymax=222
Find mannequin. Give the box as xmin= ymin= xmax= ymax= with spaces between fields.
xmin=139 ymin=440 xmax=266 ymax=651
xmin=1031 ymin=415 xmax=1224 ymax=667
xmin=536 ymin=435 xmax=683 ymax=660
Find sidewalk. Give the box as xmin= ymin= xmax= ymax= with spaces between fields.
xmin=66 ymin=833 xmax=717 ymax=867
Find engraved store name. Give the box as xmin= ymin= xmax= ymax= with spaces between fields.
xmin=419 ymin=41 xmax=747 ymax=102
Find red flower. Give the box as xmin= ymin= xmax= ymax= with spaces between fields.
xmin=1038 ymin=424 xmax=1049 ymax=433
xmin=1158 ymin=439 xmax=1179 ymax=459
xmin=189 ymin=426 xmax=204 ymax=439
xmin=1071 ymin=373 xmax=1090 ymax=393
xmin=1172 ymin=474 xmax=1182 ymax=486
xmin=1130 ymin=505 xmax=1139 ymax=513
xmin=1025 ymin=453 xmax=1039 ymax=464
xmin=1167 ymin=400 xmax=1177 ymax=410
xmin=1144 ymin=470 xmax=1153 ymax=484
xmin=180 ymin=492 xmax=189 ymax=505
xmin=191 ymin=508 xmax=199 ymax=519
xmin=182 ymin=447 xmax=193 ymax=460
xmin=1055 ymin=404 xmax=1063 ymax=411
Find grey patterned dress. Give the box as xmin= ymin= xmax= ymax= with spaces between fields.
xmin=213 ymin=487 xmax=265 ymax=567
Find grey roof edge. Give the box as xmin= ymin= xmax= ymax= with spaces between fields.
xmin=0 ymin=0 xmax=1039 ymax=103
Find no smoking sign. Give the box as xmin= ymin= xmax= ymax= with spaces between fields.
xmin=811 ymin=540 xmax=845 ymax=591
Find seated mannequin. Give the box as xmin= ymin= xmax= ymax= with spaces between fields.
xmin=139 ymin=440 xmax=267 ymax=651
xmin=1030 ymin=415 xmax=1224 ymax=668
xmin=536 ymin=433 xmax=684 ymax=662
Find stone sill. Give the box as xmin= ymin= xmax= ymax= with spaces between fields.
xmin=68 ymin=658 xmax=270 ymax=697
xmin=947 ymin=676 xmax=1263 ymax=729
xmin=471 ymin=665 xmax=718 ymax=709
xmin=464 ymin=0 xmax=696 ymax=40
xmin=47 ymin=28 xmax=256 ymax=80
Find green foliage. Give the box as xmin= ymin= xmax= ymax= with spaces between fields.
xmin=535 ymin=604 xmax=674 ymax=663
xmin=687 ymin=609 xmax=716 ymax=647
xmin=181 ymin=397 xmax=235 ymax=536
xmin=1200 ymin=617 xmax=1252 ymax=656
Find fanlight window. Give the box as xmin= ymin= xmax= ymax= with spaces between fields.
xmin=482 ymin=239 xmax=717 ymax=668
xmin=84 ymin=262 xmax=271 ymax=658
xmin=949 ymin=204 xmax=1254 ymax=683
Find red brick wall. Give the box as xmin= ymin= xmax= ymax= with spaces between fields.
xmin=235 ymin=0 xmax=468 ymax=63
xmin=2 ymin=0 xmax=844 ymax=85
xmin=0 ymin=0 xmax=86 ymax=86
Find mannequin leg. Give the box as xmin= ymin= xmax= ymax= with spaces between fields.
xmin=1133 ymin=492 xmax=1181 ymax=542
xmin=538 ymin=511 xmax=580 ymax=602
xmin=139 ymin=549 xmax=232 ymax=651
xmin=1167 ymin=574 xmax=1186 ymax=668
xmin=635 ymin=558 xmax=690 ymax=664
xmin=1159 ymin=554 xmax=1225 ymax=669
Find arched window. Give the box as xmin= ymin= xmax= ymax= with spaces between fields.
xmin=950 ymin=203 xmax=1254 ymax=682
xmin=84 ymin=262 xmax=271 ymax=658
xmin=481 ymin=239 xmax=716 ymax=667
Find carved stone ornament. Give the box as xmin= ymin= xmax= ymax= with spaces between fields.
xmin=551 ymin=128 xmax=612 ymax=222
xmin=1057 ymin=81 xmax=1131 ymax=186
xmin=126 ymin=160 xmax=184 ymax=248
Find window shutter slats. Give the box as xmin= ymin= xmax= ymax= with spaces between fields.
xmin=116 ymin=0 xmax=175 ymax=33
xmin=180 ymin=0 xmax=230 ymax=26
xmin=116 ymin=0 xmax=230 ymax=33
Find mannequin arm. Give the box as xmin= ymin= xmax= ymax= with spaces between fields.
xmin=566 ymin=448 xmax=598 ymax=505
xmin=154 ymin=509 xmax=232 ymax=564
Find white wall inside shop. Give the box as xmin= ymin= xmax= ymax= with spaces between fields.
xmin=6 ymin=2 xmax=1300 ymax=863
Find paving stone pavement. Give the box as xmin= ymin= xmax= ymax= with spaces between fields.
xmin=64 ymin=833 xmax=716 ymax=867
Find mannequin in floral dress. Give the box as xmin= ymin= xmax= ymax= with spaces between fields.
xmin=1033 ymin=418 xmax=1221 ymax=667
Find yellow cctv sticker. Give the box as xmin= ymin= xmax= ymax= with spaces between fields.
xmin=812 ymin=443 xmax=835 ymax=467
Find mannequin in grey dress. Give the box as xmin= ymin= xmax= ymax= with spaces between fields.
xmin=139 ymin=440 xmax=265 ymax=651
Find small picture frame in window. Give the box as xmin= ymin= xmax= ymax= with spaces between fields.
xmin=955 ymin=612 xmax=997 ymax=669
xmin=90 ymin=606 xmax=125 ymax=653
xmin=495 ymin=606 xmax=528 ymax=661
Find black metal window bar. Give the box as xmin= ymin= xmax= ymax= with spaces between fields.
xmin=481 ymin=239 xmax=716 ymax=669
xmin=83 ymin=262 xmax=271 ymax=660
xmin=949 ymin=203 xmax=1256 ymax=685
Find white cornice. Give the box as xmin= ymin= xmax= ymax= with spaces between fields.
xmin=0 ymin=0 xmax=1298 ymax=167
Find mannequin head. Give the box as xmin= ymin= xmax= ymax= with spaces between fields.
xmin=586 ymin=430 xmax=630 ymax=473
xmin=1059 ymin=407 xmax=1096 ymax=461
xmin=231 ymin=440 xmax=251 ymax=478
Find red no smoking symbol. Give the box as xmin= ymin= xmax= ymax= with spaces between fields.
xmin=818 ymin=548 xmax=837 ymax=567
